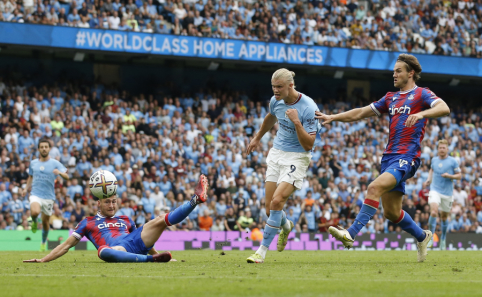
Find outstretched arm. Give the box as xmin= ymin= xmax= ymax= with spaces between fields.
xmin=247 ymin=113 xmax=277 ymax=154
xmin=24 ymin=235 xmax=79 ymax=263
xmin=315 ymin=106 xmax=376 ymax=125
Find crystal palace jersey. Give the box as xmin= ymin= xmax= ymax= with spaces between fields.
xmin=72 ymin=212 xmax=136 ymax=249
xmin=370 ymin=86 xmax=442 ymax=159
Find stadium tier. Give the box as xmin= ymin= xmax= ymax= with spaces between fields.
xmin=1 ymin=0 xmax=482 ymax=57
xmin=0 ymin=75 xmax=481 ymax=234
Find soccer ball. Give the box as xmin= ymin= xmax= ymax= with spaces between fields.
xmin=89 ymin=170 xmax=118 ymax=199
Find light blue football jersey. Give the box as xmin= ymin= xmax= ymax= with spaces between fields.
xmin=269 ymin=92 xmax=320 ymax=153
xmin=29 ymin=158 xmax=67 ymax=200
xmin=430 ymin=156 xmax=460 ymax=196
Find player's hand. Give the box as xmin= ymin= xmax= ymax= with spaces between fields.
xmin=53 ymin=169 xmax=60 ymax=175
xmin=247 ymin=137 xmax=260 ymax=154
xmin=423 ymin=180 xmax=430 ymax=188
xmin=315 ymin=111 xmax=334 ymax=125
xmin=405 ymin=113 xmax=424 ymax=127
xmin=285 ymin=108 xmax=299 ymax=123
xmin=441 ymin=173 xmax=450 ymax=178
xmin=23 ymin=259 xmax=44 ymax=263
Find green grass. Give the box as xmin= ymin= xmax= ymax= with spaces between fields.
xmin=1 ymin=250 xmax=480 ymax=297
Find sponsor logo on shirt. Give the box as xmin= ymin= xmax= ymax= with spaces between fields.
xmin=389 ymin=105 xmax=411 ymax=115
xmin=98 ymin=222 xmax=127 ymax=229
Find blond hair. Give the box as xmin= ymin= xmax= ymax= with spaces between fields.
xmin=437 ymin=139 xmax=449 ymax=147
xmin=272 ymin=68 xmax=296 ymax=87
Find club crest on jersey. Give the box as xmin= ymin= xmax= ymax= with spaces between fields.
xmin=389 ymin=105 xmax=411 ymax=115
xmin=408 ymin=94 xmax=414 ymax=100
xmin=399 ymin=159 xmax=408 ymax=167
xmin=392 ymin=96 xmax=398 ymax=101
xmin=439 ymin=163 xmax=443 ymax=168
xmin=40 ymin=166 xmax=44 ymax=171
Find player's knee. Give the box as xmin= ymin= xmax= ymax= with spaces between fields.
xmin=431 ymin=210 xmax=438 ymax=217
xmin=367 ymin=183 xmax=383 ymax=199
xmin=270 ymin=196 xmax=284 ymax=210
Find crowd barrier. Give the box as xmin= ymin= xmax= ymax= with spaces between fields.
xmin=1 ymin=231 xmax=481 ymax=251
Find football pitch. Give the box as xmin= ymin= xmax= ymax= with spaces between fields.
xmin=1 ymin=250 xmax=480 ymax=297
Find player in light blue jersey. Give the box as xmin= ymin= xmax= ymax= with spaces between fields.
xmin=27 ymin=139 xmax=69 ymax=251
xmin=246 ymin=68 xmax=320 ymax=263
xmin=423 ymin=139 xmax=461 ymax=250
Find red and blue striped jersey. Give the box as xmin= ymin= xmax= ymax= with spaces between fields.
xmin=370 ymin=86 xmax=442 ymax=158
xmin=72 ymin=212 xmax=136 ymax=249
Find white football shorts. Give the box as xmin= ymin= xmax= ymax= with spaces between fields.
xmin=428 ymin=190 xmax=453 ymax=213
xmin=29 ymin=195 xmax=55 ymax=216
xmin=265 ymin=148 xmax=311 ymax=190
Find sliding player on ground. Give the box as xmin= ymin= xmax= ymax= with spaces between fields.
xmin=24 ymin=175 xmax=209 ymax=263
xmin=316 ymin=54 xmax=450 ymax=262
xmin=27 ymin=139 xmax=70 ymax=251
xmin=423 ymin=139 xmax=461 ymax=250
xmin=246 ymin=68 xmax=320 ymax=263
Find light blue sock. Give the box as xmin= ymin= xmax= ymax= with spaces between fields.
xmin=261 ymin=210 xmax=283 ymax=248
xmin=165 ymin=196 xmax=197 ymax=225
xmin=42 ymin=229 xmax=49 ymax=244
xmin=441 ymin=219 xmax=448 ymax=241
xmin=428 ymin=215 xmax=437 ymax=236
xmin=395 ymin=210 xmax=426 ymax=242
xmin=280 ymin=210 xmax=287 ymax=227
xmin=99 ymin=248 xmax=153 ymax=263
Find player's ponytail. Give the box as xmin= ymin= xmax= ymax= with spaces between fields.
xmin=272 ymin=68 xmax=296 ymax=88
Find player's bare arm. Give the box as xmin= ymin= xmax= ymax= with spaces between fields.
xmin=441 ymin=172 xmax=462 ymax=180
xmin=285 ymin=109 xmax=316 ymax=151
xmin=423 ymin=169 xmax=433 ymax=188
xmin=315 ymin=105 xmax=375 ymax=125
xmin=53 ymin=168 xmax=70 ymax=180
xmin=26 ymin=175 xmax=32 ymax=193
xmin=405 ymin=100 xmax=450 ymax=127
xmin=246 ymin=113 xmax=277 ymax=154
xmin=23 ymin=235 xmax=80 ymax=263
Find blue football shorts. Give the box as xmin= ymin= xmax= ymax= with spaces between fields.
xmin=380 ymin=154 xmax=420 ymax=194
xmin=114 ymin=226 xmax=153 ymax=255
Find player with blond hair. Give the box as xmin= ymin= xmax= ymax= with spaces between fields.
xmin=246 ymin=68 xmax=320 ymax=263
xmin=423 ymin=139 xmax=461 ymax=250
xmin=316 ymin=54 xmax=451 ymax=262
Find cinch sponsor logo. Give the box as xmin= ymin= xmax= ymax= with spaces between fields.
xmin=389 ymin=105 xmax=411 ymax=115
xmin=98 ymin=222 xmax=127 ymax=229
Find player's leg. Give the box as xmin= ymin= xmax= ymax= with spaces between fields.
xmin=265 ymin=181 xmax=291 ymax=234
xmin=98 ymin=245 xmax=171 ymax=263
xmin=438 ymin=195 xmax=452 ymax=250
xmin=248 ymin=181 xmax=294 ymax=263
xmin=328 ymin=172 xmax=396 ymax=248
xmin=382 ymin=191 xmax=431 ymax=262
xmin=164 ymin=174 xmax=208 ymax=227
xmin=29 ymin=199 xmax=41 ymax=233
xmin=40 ymin=212 xmax=50 ymax=252
xmin=427 ymin=191 xmax=441 ymax=247
xmin=439 ymin=211 xmax=450 ymax=250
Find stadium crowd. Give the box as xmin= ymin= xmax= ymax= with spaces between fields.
xmin=0 ymin=76 xmax=482 ymax=238
xmin=1 ymin=0 xmax=482 ymax=56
